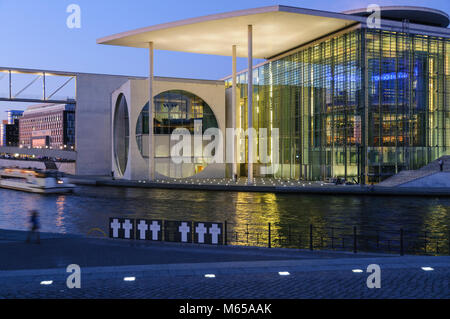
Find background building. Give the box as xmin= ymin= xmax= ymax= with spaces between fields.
xmin=3 ymin=5 xmax=449 ymax=183
xmin=19 ymin=103 xmax=75 ymax=149
xmin=0 ymin=110 xmax=23 ymax=146
xmin=99 ymin=5 xmax=450 ymax=183
xmin=111 ymin=77 xmax=225 ymax=180
xmin=0 ymin=120 xmax=6 ymax=146
xmin=223 ymin=7 xmax=450 ymax=183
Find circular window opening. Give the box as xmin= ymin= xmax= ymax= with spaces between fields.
xmin=136 ymin=90 xmax=219 ymax=178
xmin=113 ymin=94 xmax=129 ymax=176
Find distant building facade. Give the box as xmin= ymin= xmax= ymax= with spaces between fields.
xmin=5 ymin=119 xmax=20 ymax=146
xmin=19 ymin=103 xmax=75 ymax=149
xmin=0 ymin=120 xmax=6 ymax=146
xmin=0 ymin=110 xmax=23 ymax=146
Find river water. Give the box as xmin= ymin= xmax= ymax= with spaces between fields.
xmin=0 ymin=186 xmax=449 ymax=252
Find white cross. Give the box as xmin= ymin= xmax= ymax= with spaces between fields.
xmin=150 ymin=221 xmax=161 ymax=241
xmin=122 ymin=219 xmax=133 ymax=239
xmin=195 ymin=223 xmax=207 ymax=243
xmin=137 ymin=220 xmax=148 ymax=240
xmin=110 ymin=219 xmax=121 ymax=238
xmin=178 ymin=222 xmax=190 ymax=242
xmin=209 ymin=224 xmax=222 ymax=244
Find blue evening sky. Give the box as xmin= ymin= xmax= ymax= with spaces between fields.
xmin=0 ymin=0 xmax=449 ymax=117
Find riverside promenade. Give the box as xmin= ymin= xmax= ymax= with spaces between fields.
xmin=68 ymin=176 xmax=450 ymax=197
xmin=0 ymin=229 xmax=449 ymax=298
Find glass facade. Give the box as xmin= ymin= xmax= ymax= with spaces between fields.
xmin=227 ymin=27 xmax=450 ymax=182
xmin=135 ymin=90 xmax=219 ymax=179
xmin=136 ymin=90 xmax=219 ymax=157
xmin=366 ymin=29 xmax=450 ymax=182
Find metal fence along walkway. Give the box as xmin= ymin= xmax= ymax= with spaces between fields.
xmin=224 ymin=222 xmax=450 ymax=256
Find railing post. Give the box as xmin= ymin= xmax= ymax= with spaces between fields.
xmin=353 ymin=226 xmax=357 ymax=253
xmin=298 ymin=232 xmax=302 ymax=249
xmin=424 ymin=231 xmax=427 ymax=254
xmin=288 ymin=225 xmax=291 ymax=246
xmin=400 ymin=228 xmax=404 ymax=256
xmin=268 ymin=222 xmax=271 ymax=248
xmin=309 ymin=224 xmax=313 ymax=251
xmin=331 ymin=227 xmax=334 ymax=250
xmin=224 ymin=221 xmax=228 ymax=246
xmin=448 ymin=231 xmax=450 ymax=256
xmin=246 ymin=224 xmax=249 ymax=244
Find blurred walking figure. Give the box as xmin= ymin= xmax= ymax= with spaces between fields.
xmin=26 ymin=210 xmax=40 ymax=244
xmin=439 ymin=159 xmax=444 ymax=172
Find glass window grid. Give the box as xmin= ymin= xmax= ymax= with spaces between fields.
xmin=227 ymin=28 xmax=449 ymax=182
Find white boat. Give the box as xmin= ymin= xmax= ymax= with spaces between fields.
xmin=0 ymin=168 xmax=76 ymax=194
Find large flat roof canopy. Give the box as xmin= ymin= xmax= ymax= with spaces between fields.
xmin=97 ymin=5 xmax=363 ymax=59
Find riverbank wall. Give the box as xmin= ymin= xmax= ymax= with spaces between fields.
xmin=68 ymin=176 xmax=450 ymax=197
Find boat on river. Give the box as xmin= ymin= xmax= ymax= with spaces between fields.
xmin=0 ymin=168 xmax=76 ymax=194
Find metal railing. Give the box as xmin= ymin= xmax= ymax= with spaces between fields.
xmin=223 ymin=221 xmax=449 ymax=256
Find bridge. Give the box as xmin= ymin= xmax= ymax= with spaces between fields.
xmin=0 ymin=146 xmax=77 ymax=161
xmin=0 ymin=66 xmax=76 ymax=104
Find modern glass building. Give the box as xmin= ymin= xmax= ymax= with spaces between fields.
xmin=225 ymin=9 xmax=450 ymax=183
xmin=99 ymin=5 xmax=450 ymax=183
xmin=0 ymin=110 xmax=23 ymax=146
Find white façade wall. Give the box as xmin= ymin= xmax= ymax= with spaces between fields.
xmin=112 ymin=77 xmax=226 ymax=180
xmin=76 ymin=74 xmax=133 ymax=176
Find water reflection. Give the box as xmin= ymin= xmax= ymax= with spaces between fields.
xmin=55 ymin=196 xmax=66 ymax=233
xmin=0 ymin=187 xmax=448 ymax=247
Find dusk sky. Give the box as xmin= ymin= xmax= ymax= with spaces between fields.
xmin=0 ymin=0 xmax=449 ymax=117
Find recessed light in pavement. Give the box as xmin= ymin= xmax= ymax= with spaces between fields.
xmin=40 ymin=280 xmax=53 ymax=285
xmin=421 ymin=267 xmax=434 ymax=271
xmin=124 ymin=277 xmax=136 ymax=281
xmin=278 ymin=271 xmax=290 ymax=276
xmin=352 ymin=269 xmax=364 ymax=273
xmin=204 ymin=274 xmax=216 ymax=278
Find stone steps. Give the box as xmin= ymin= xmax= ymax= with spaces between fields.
xmin=378 ymin=156 xmax=450 ymax=187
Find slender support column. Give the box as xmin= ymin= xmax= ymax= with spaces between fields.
xmin=232 ymin=45 xmax=237 ymax=181
xmin=43 ymin=72 xmax=46 ymax=100
xmin=363 ymin=33 xmax=369 ymax=185
xmin=247 ymin=25 xmax=253 ymax=185
xmin=8 ymin=70 xmax=12 ymax=99
xmin=148 ymin=42 xmax=155 ymax=181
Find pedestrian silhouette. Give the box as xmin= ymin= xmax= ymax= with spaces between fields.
xmin=26 ymin=210 xmax=40 ymax=244
xmin=439 ymin=159 xmax=444 ymax=172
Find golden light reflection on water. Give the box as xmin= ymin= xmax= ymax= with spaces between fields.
xmin=424 ymin=204 xmax=449 ymax=233
xmin=423 ymin=204 xmax=450 ymax=253
xmin=55 ymin=195 xmax=67 ymax=233
xmin=231 ymin=193 xmax=283 ymax=246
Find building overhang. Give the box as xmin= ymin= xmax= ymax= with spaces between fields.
xmin=96 ymin=5 xmax=363 ymax=59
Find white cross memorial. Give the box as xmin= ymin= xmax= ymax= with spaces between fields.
xmin=209 ymin=224 xmax=221 ymax=245
xmin=137 ymin=220 xmax=148 ymax=240
xmin=110 ymin=218 xmax=121 ymax=238
xmin=195 ymin=223 xmax=207 ymax=243
xmin=178 ymin=222 xmax=190 ymax=242
xmin=150 ymin=221 xmax=161 ymax=241
xmin=122 ymin=219 xmax=133 ymax=239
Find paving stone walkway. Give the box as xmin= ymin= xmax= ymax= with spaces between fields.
xmin=0 ymin=229 xmax=448 ymax=299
